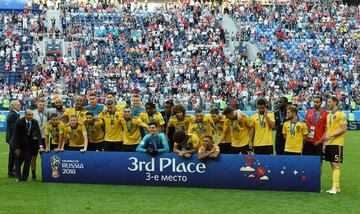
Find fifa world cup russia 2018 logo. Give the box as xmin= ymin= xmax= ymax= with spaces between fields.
xmin=50 ymin=155 xmax=61 ymax=178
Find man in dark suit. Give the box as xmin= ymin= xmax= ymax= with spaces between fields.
xmin=6 ymin=100 xmax=21 ymax=177
xmin=12 ymin=110 xmax=43 ymax=182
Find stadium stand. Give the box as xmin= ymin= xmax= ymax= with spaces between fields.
xmin=0 ymin=0 xmax=359 ymax=112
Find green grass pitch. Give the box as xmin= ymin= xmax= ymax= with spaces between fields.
xmin=0 ymin=132 xmax=359 ymax=213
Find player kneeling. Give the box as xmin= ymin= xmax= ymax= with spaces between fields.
xmin=173 ymin=131 xmax=198 ymax=158
xmin=198 ymin=136 xmax=220 ymax=160
xmin=136 ymin=122 xmax=170 ymax=156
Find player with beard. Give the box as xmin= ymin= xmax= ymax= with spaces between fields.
xmin=167 ymin=104 xmax=195 ymax=138
xmin=139 ymin=102 xmax=165 ymax=133
xmin=52 ymin=97 xmax=66 ymax=118
xmin=188 ymin=108 xmax=214 ymax=148
xmin=120 ymin=106 xmax=150 ymax=152
xmin=323 ymin=97 xmax=347 ymax=195
xmin=210 ymin=108 xmax=232 ymax=154
xmin=282 ymin=106 xmax=308 ymax=155
xmin=84 ymin=112 xmax=105 ymax=151
xmin=250 ymin=99 xmax=275 ymax=155
xmin=97 ymin=99 xmax=123 ymax=151
xmin=62 ymin=96 xmax=87 ymax=123
xmin=218 ymin=107 xmax=253 ymax=154
xmin=44 ymin=113 xmax=65 ymax=152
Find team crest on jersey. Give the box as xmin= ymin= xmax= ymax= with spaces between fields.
xmin=77 ymin=130 xmax=82 ymax=134
xmin=203 ymin=121 xmax=207 ymax=125
xmin=239 ymin=122 xmax=243 ymax=126
xmin=333 ymin=115 xmax=337 ymax=120
xmin=116 ymin=115 xmax=119 ymax=119
xmin=296 ymin=126 xmax=301 ymax=131
xmin=80 ymin=113 xmax=84 ymax=117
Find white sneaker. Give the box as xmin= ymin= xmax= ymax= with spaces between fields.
xmin=326 ymin=189 xmax=340 ymax=195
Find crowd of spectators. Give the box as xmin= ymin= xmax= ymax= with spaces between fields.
xmin=230 ymin=0 xmax=360 ymax=111
xmin=0 ymin=0 xmax=359 ymax=112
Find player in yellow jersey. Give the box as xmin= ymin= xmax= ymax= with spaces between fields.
xmin=44 ymin=113 xmax=65 ymax=152
xmin=62 ymin=96 xmax=87 ymax=123
xmin=120 ymin=106 xmax=150 ymax=152
xmin=218 ymin=107 xmax=253 ymax=154
xmin=323 ymin=97 xmax=347 ymax=195
xmin=61 ymin=115 xmax=88 ymax=152
xmin=106 ymin=92 xmax=125 ymax=112
xmin=250 ymin=99 xmax=275 ymax=155
xmin=282 ymin=106 xmax=308 ymax=155
xmin=188 ymin=108 xmax=214 ymax=147
xmin=139 ymin=102 xmax=165 ymax=132
xmin=97 ymin=99 xmax=123 ymax=151
xmin=198 ymin=136 xmax=220 ymax=160
xmin=167 ymin=104 xmax=194 ymax=137
xmin=84 ymin=112 xmax=105 ymax=151
xmin=210 ymin=108 xmax=232 ymax=154
xmin=173 ymin=131 xmax=199 ymax=158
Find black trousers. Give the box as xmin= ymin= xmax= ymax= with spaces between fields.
xmin=8 ymin=144 xmax=15 ymax=176
xmin=15 ymin=147 xmax=32 ymax=180
xmin=275 ymin=138 xmax=285 ymax=155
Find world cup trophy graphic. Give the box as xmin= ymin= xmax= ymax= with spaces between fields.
xmin=50 ymin=155 xmax=61 ymax=178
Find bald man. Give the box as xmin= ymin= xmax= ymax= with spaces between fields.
xmin=62 ymin=96 xmax=87 ymax=123
xmin=12 ymin=110 xmax=42 ymax=182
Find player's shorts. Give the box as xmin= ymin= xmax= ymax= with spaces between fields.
xmin=219 ymin=142 xmax=232 ymax=154
xmin=88 ymin=142 xmax=104 ymax=151
xmin=122 ymin=144 xmax=138 ymax=152
xmin=50 ymin=144 xmax=58 ymax=150
xmin=103 ymin=141 xmax=123 ymax=152
xmin=284 ymin=151 xmax=301 ymax=156
xmin=254 ymin=145 xmax=273 ymax=155
xmin=302 ymin=142 xmax=323 ymax=157
xmin=231 ymin=144 xmax=250 ymax=155
xmin=64 ymin=145 xmax=83 ymax=151
xmin=325 ymin=145 xmax=343 ymax=163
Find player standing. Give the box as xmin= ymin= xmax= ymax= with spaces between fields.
xmin=323 ymin=97 xmax=347 ymax=195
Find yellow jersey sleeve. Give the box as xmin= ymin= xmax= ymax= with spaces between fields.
xmin=326 ymin=111 xmax=347 ymax=146
xmin=155 ymin=113 xmax=165 ymax=126
xmin=245 ymin=115 xmax=254 ymax=127
xmin=302 ymin=122 xmax=308 ymax=136
xmin=45 ymin=124 xmax=51 ymax=136
xmin=133 ymin=117 xmax=143 ymax=126
xmin=63 ymin=108 xmax=72 ymax=116
xmin=168 ymin=117 xmax=176 ymax=128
